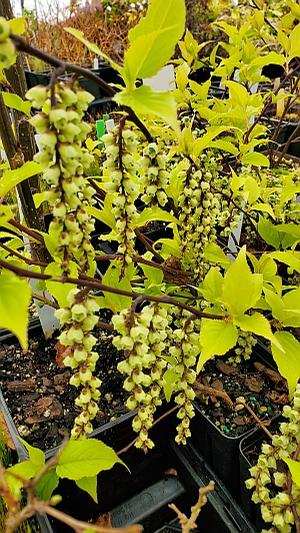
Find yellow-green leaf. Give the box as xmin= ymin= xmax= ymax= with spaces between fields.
xmin=0 ymin=161 xmax=41 ymax=198
xmin=0 ymin=270 xmax=31 ymax=350
xmin=234 ymin=313 xmax=282 ymax=350
xmin=222 ymin=247 xmax=263 ymax=317
xmin=124 ymin=0 xmax=185 ymax=83
xmin=1 ymin=92 xmax=32 ymax=117
xmin=197 ymin=319 xmax=238 ymax=372
xmin=115 ymin=85 xmax=178 ymax=132
xmin=272 ymin=332 xmax=300 ymax=398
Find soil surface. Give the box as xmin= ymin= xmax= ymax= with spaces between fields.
xmin=195 ymin=353 xmax=287 ymax=437
xmin=0 ymin=325 xmax=127 ymax=450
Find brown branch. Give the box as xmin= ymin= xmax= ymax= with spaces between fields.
xmin=194 ymin=382 xmax=234 ymax=409
xmin=169 ymin=482 xmax=215 ymax=533
xmin=0 ymin=254 xmax=223 ymax=319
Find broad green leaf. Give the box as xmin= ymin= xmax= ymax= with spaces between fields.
xmin=56 ymin=439 xmax=125 ymax=480
xmin=241 ymin=152 xmax=270 ymax=167
xmin=276 ymin=223 xmax=300 ymax=239
xmin=8 ymin=17 xmax=25 ymax=35
xmin=64 ymin=28 xmax=120 ymax=72
xmin=258 ymin=216 xmax=281 ymax=249
xmin=86 ymin=199 xmax=116 ymax=230
xmin=163 ymin=368 xmax=178 ymax=401
xmin=202 ymin=267 xmax=224 ymax=303
xmin=140 ymin=261 xmax=164 ymax=287
xmin=208 ymin=139 xmax=239 ymax=156
xmin=1 ymin=92 xmax=31 ymax=117
xmin=234 ymin=313 xmax=282 ymax=350
xmin=197 ymin=319 xmax=238 ymax=372
xmin=203 ymin=242 xmax=231 ymax=268
xmin=101 ymin=263 xmax=133 ymax=313
xmin=288 ymin=23 xmax=300 ymax=60
xmin=115 ymin=86 xmax=178 ymax=132
xmin=251 ymin=52 xmax=285 ymax=68
xmin=222 ymin=247 xmax=263 ymax=317
xmin=269 ymin=251 xmax=300 ymax=273
xmin=45 ymin=262 xmax=78 ymax=308
xmin=76 ymin=476 xmax=98 ymax=503
xmin=0 ymin=271 xmax=31 ymax=350
xmin=18 ymin=438 xmax=45 ymax=466
xmin=0 ymin=161 xmax=41 ymax=198
xmin=281 ymin=288 xmax=300 ymax=327
xmin=284 ymin=458 xmax=300 ymax=488
xmin=0 ymin=204 xmax=13 ymax=225
xmin=6 ymin=460 xmax=40 ymax=499
xmin=124 ymin=0 xmax=185 ymax=83
xmin=251 ymin=203 xmax=275 ymax=219
xmin=272 ymin=332 xmax=300 ymax=398
xmin=193 ymin=127 xmax=228 ymax=157
xmin=33 ymin=191 xmax=49 ymax=208
xmin=226 ymin=80 xmax=249 ymax=107
xmin=135 ymin=206 xmax=178 ymax=228
xmin=36 ymin=469 xmax=59 ymax=500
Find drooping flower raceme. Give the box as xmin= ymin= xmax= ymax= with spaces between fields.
xmin=112 ymin=303 xmax=168 ymax=451
xmin=27 ymin=81 xmax=102 ymax=438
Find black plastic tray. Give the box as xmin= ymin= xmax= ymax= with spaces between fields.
xmin=37 ymin=409 xmax=257 ymax=533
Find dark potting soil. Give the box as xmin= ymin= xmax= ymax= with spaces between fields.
xmin=0 ymin=327 xmax=127 ymax=450
xmin=195 ymin=356 xmax=287 ymax=437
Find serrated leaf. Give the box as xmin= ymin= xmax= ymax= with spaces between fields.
xmin=234 ymin=313 xmax=282 ymax=350
xmin=56 ymin=439 xmax=125 ymax=480
xmin=0 ymin=270 xmax=31 ymax=350
xmin=135 ymin=206 xmax=178 ymax=228
xmin=0 ymin=161 xmax=41 ymax=198
xmin=18 ymin=438 xmax=45 ymax=466
xmin=163 ymin=368 xmax=178 ymax=402
xmin=1 ymin=92 xmax=32 ymax=117
xmin=36 ymin=469 xmax=59 ymax=500
xmin=76 ymin=476 xmax=98 ymax=503
xmin=115 ymin=85 xmax=178 ymax=132
xmin=124 ymin=0 xmax=185 ymax=84
xmin=222 ymin=247 xmax=263 ymax=317
xmin=272 ymin=332 xmax=300 ymax=398
xmin=241 ymin=152 xmax=270 ymax=167
xmin=197 ymin=319 xmax=238 ymax=372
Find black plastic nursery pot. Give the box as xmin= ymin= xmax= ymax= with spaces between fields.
xmin=25 ymin=65 xmax=121 ymax=99
xmin=190 ymin=343 xmax=281 ymax=501
xmin=36 ymin=410 xmax=257 ymax=533
xmin=264 ymin=118 xmax=300 ymax=158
